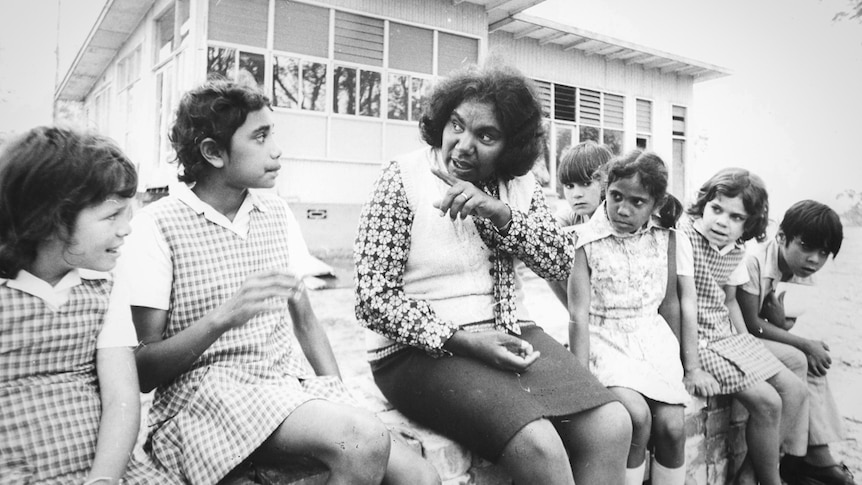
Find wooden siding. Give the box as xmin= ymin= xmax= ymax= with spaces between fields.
xmin=305 ymin=0 xmax=487 ymax=37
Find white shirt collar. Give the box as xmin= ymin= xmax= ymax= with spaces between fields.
xmin=691 ymin=218 xmax=743 ymax=256
xmin=1 ymin=268 xmax=109 ymax=311
xmin=172 ymin=183 xmax=267 ymax=238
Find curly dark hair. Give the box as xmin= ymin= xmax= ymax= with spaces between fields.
xmin=418 ymin=64 xmax=545 ymax=181
xmin=686 ymin=167 xmax=769 ymax=243
xmin=170 ymin=80 xmax=270 ymax=183
xmin=0 ymin=126 xmax=137 ymax=278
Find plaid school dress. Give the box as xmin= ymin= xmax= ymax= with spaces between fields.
xmin=681 ymin=218 xmax=783 ymax=394
xmin=142 ymin=193 xmax=354 ymax=485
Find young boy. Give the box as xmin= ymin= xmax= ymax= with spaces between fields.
xmin=122 ymin=81 xmax=439 ymax=485
xmin=737 ymin=200 xmax=854 ymax=485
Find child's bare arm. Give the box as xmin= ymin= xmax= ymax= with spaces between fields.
xmin=88 ymin=347 xmax=140 ymax=483
xmin=737 ymin=290 xmax=832 ymax=376
xmin=288 ymin=287 xmax=341 ymax=378
xmin=546 ymin=279 xmax=568 ymax=308
xmin=679 ymin=275 xmax=720 ymax=396
xmin=567 ymin=248 xmax=591 ymax=368
xmin=133 ymin=269 xmax=302 ymax=392
xmin=724 ymin=285 xmax=749 ymax=335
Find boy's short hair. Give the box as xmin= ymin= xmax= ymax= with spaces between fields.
xmin=780 ymin=200 xmax=843 ymax=257
xmin=686 ymin=167 xmax=769 ymax=242
xmin=170 ymin=80 xmax=270 ymax=183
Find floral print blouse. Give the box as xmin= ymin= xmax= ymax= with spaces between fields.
xmin=354 ymin=151 xmax=574 ymax=358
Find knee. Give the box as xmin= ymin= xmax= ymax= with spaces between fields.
xmin=625 ymin=401 xmax=653 ymax=442
xmin=336 ymin=413 xmax=391 ymax=468
xmin=653 ymin=413 xmax=685 ymax=445
xmin=747 ymin=388 xmax=782 ymax=422
xmin=508 ymin=419 xmax=570 ymax=465
xmin=594 ymin=401 xmax=635 ymax=448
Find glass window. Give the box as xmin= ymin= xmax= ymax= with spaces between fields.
xmin=410 ymin=77 xmax=430 ymax=122
xmin=389 ymin=23 xmax=433 ymax=74
xmin=156 ymin=7 xmax=175 ymax=65
xmin=579 ymin=125 xmax=599 ymax=143
xmin=359 ymin=70 xmax=381 ymax=117
xmin=603 ymin=129 xmax=623 ymax=155
xmin=207 ymin=46 xmax=263 ymax=91
xmin=274 ymin=1 xmax=329 ymax=58
xmin=333 ymin=66 xmax=356 ymax=114
xmin=207 ymin=46 xmax=235 ymax=81
xmin=438 ymin=32 xmax=478 ymax=75
xmin=208 ymin=0 xmax=268 ymax=48
xmin=387 ymin=74 xmax=409 ymax=120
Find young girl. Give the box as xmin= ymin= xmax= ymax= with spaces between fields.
xmin=0 ymin=127 xmax=171 ymax=484
xmin=124 ymin=81 xmax=439 ymax=485
xmin=681 ymin=168 xmax=809 ymax=485
xmin=568 ymin=151 xmax=714 ymax=485
xmin=548 ymin=140 xmax=613 ymax=304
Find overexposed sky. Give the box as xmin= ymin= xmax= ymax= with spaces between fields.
xmin=528 ymin=0 xmax=862 ymax=216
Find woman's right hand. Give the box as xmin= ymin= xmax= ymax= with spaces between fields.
xmin=444 ymin=330 xmax=540 ymax=372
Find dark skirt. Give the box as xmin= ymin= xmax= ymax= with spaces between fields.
xmin=372 ymin=325 xmax=616 ymax=461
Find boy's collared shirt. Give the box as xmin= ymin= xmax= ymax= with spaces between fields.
xmin=124 ymin=183 xmax=315 ymax=311
xmin=0 ymin=268 xmax=137 ymax=349
xmin=741 ymin=237 xmax=815 ymax=310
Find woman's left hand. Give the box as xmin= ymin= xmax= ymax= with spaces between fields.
xmin=432 ymin=168 xmax=511 ymax=229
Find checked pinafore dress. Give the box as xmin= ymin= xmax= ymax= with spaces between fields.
xmin=681 ymin=218 xmax=783 ymax=394
xmin=0 ymin=276 xmax=167 ymax=484
xmin=143 ymin=194 xmax=354 ymax=485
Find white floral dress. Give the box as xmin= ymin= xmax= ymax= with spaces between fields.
xmin=576 ymin=205 xmax=689 ymax=404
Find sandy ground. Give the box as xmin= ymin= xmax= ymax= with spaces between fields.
xmin=310 ymin=226 xmax=861 ymax=478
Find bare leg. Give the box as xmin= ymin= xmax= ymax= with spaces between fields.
xmin=498 ymin=418 xmax=575 ymax=485
xmin=650 ymin=402 xmax=686 ymax=469
xmin=382 ymin=435 xmax=440 ymax=485
xmin=734 ymin=381 xmax=782 ymax=485
xmin=609 ymin=387 xmax=652 ymax=469
xmin=768 ymin=367 xmax=809 ymax=457
xmin=556 ymin=401 xmax=632 ymax=485
xmin=254 ymin=400 xmax=390 ymax=485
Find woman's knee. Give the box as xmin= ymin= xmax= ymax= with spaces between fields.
xmin=589 ymin=401 xmax=634 ymax=448
xmin=505 ymin=419 xmax=569 ymax=465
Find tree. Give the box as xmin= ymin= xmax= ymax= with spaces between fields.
xmin=832 ymin=0 xmax=862 ymax=22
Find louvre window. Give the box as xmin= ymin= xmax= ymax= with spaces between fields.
xmin=334 ymin=11 xmax=384 ymax=67
xmin=637 ymin=99 xmax=652 ymax=133
xmin=533 ymin=79 xmax=552 ymax=118
xmin=553 ymin=84 xmax=576 ymax=122
xmin=672 ymin=105 xmax=687 ymax=137
xmin=603 ymin=93 xmax=624 ymax=129
xmin=438 ymin=32 xmax=479 ymax=75
xmin=579 ymin=88 xmax=600 ymax=126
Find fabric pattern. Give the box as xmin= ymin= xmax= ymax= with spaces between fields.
xmin=141 ymin=193 xmax=355 ymax=485
xmin=681 ymin=217 xmax=783 ymax=394
xmin=355 ymin=149 xmax=575 ymax=362
xmin=575 ymin=205 xmax=689 ymax=404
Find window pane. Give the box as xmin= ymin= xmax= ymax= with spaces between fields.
xmin=410 ymin=77 xmax=430 ymax=122
xmin=359 ymin=70 xmax=381 ymax=117
xmin=637 ymin=99 xmax=652 ymax=133
xmin=208 ymin=0 xmax=268 ymax=48
xmin=534 ymin=79 xmax=552 ymax=118
xmin=579 ymin=88 xmax=600 ymax=126
xmin=274 ymin=1 xmax=329 ymax=57
xmin=273 ymin=56 xmax=299 ymax=108
xmin=579 ymin=125 xmax=599 ymax=143
xmin=554 ymin=124 xmax=572 ymax=162
xmin=302 ymin=61 xmax=327 ymax=111
xmin=603 ymin=129 xmax=623 ymax=155
xmin=389 ymin=22 xmax=433 ymax=74
xmin=207 ymin=46 xmax=236 ymax=81
xmin=156 ymin=7 xmax=175 ymax=64
xmin=438 ymin=32 xmax=478 ymax=75
xmin=388 ymin=74 xmax=408 ymax=120
xmin=334 ymin=11 xmax=384 ymax=66
xmin=333 ymin=66 xmax=356 ymax=114
xmin=238 ymin=51 xmax=265 ymax=91
xmin=554 ymin=84 xmax=575 ymax=122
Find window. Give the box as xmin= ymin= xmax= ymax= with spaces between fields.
xmin=438 ymin=32 xmax=479 ymax=76
xmin=273 ymin=56 xmax=327 ymax=111
xmin=387 ymin=73 xmax=430 ymax=121
xmin=334 ymin=12 xmax=384 ymax=67
xmin=208 ymin=0 xmax=267 ymax=48
xmin=671 ymin=105 xmax=687 ymax=198
xmin=636 ymin=98 xmax=652 ymax=150
xmin=207 ymin=46 xmax=265 ymax=91
xmin=117 ymin=47 xmax=142 ymax=162
xmin=155 ymin=0 xmax=190 ymax=65
xmin=602 ymin=93 xmax=624 ymax=155
xmin=333 ymin=66 xmax=381 ymax=117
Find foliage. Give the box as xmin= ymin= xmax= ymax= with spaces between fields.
xmin=832 ymin=0 xmax=862 ymax=22
xmin=837 ymin=189 xmax=862 ymax=226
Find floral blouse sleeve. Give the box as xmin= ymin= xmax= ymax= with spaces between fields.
xmin=477 ymin=179 xmax=575 ymax=281
xmin=354 ymin=161 xmax=459 ymax=356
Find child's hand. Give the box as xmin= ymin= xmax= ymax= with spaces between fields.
xmin=213 ymin=269 xmax=305 ymax=330
xmin=684 ymin=367 xmax=721 ymax=397
xmin=803 ymin=339 xmax=832 ymax=377
xmin=457 ymin=330 xmax=541 ymax=372
xmin=759 ymin=291 xmax=787 ymax=327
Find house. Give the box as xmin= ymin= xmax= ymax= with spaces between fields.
xmin=55 ymin=0 xmax=728 ymax=255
